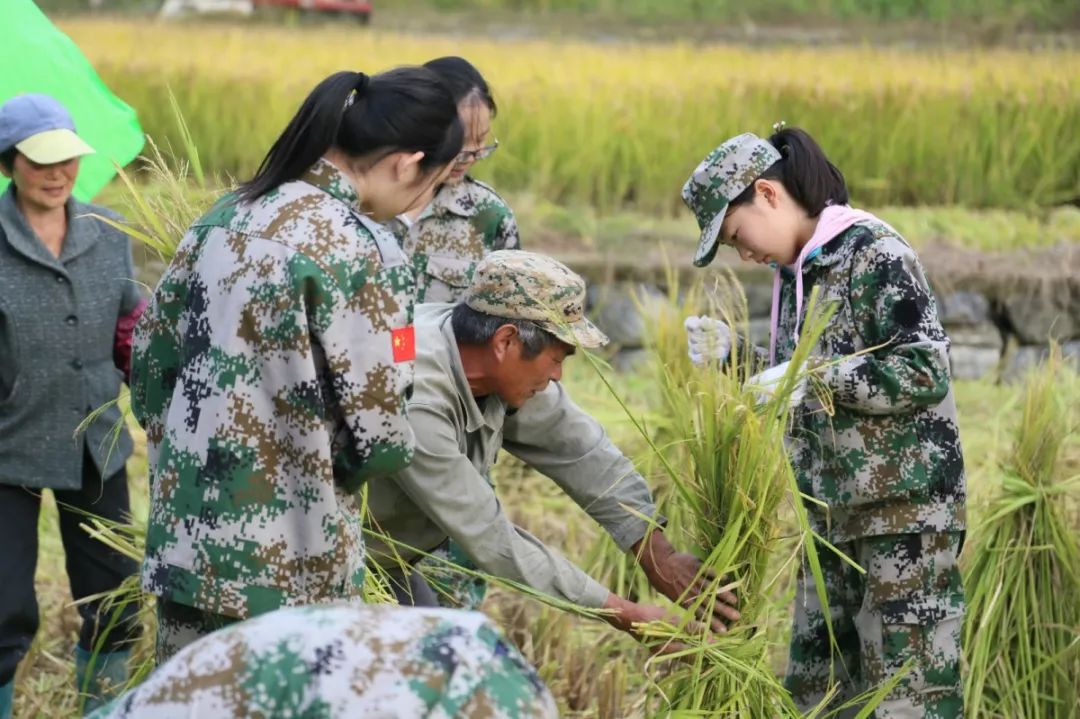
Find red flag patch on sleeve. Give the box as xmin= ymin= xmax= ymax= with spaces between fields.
xmin=392 ymin=326 xmax=416 ymax=363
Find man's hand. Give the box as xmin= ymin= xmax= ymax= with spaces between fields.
xmin=684 ymin=315 xmax=732 ymax=366
xmin=632 ymin=530 xmax=740 ymax=633
xmin=601 ymin=593 xmax=694 ymax=655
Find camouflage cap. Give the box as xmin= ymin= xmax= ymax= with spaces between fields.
xmin=466 ymin=250 xmax=609 ymax=349
xmin=682 ymin=133 xmax=782 ymax=268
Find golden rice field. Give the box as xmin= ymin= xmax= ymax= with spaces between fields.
xmin=61 ymin=18 xmax=1080 ymax=214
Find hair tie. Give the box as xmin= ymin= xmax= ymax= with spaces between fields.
xmin=772 ymin=119 xmax=787 ymax=133
xmin=345 ymin=72 xmax=369 ymax=110
xmin=354 ymin=72 xmax=369 ymax=95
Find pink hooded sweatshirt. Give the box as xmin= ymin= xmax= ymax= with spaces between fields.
xmin=768 ymin=204 xmax=898 ymax=365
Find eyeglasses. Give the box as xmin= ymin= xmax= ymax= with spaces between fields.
xmin=455 ymin=139 xmax=499 ymax=165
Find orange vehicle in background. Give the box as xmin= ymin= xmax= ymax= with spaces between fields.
xmin=253 ymin=0 xmax=372 ymax=22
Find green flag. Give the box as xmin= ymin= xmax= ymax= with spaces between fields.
xmin=1 ymin=0 xmax=144 ymax=201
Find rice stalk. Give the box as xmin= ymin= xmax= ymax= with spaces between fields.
xmin=962 ymin=346 xmax=1080 ymax=719
xmin=575 ymin=269 xmax=875 ymax=715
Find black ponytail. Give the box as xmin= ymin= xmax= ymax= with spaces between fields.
xmin=729 ymin=127 xmax=848 ymax=216
xmin=423 ymin=56 xmax=497 ymax=117
xmin=238 ymin=67 xmax=463 ymax=202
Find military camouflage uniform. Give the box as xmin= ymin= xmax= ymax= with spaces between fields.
xmin=87 ymin=604 xmax=558 ymax=719
xmin=368 ymin=252 xmax=656 ymax=612
xmin=778 ymin=222 xmax=966 ymax=717
xmin=130 ymin=159 xmax=416 ymax=660
xmin=389 ymin=176 xmax=520 ymax=304
xmin=683 ymin=135 xmax=966 ymax=717
xmin=416 ymin=540 xmax=490 ymax=611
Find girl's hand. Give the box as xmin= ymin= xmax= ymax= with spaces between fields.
xmin=684 ymin=315 xmax=732 ymax=366
xmin=746 ymin=360 xmax=807 ymax=407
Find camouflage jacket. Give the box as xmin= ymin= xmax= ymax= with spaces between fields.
xmin=130 ymin=159 xmax=416 ymax=619
xmin=367 ymin=304 xmax=659 ymax=609
xmin=389 ymin=176 xmax=520 ymax=304
xmin=775 ymin=221 xmax=966 ymax=542
xmin=87 ymin=604 xmax=558 ymax=719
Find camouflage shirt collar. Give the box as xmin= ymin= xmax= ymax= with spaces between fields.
xmin=424 ymin=177 xmax=481 ymax=220
xmin=301 ymin=158 xmax=362 ymax=212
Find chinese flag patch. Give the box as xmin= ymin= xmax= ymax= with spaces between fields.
xmin=392 ymin=326 xmax=416 ymax=363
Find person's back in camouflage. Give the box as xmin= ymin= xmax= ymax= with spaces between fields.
xmin=130 ymin=67 xmax=465 ymax=661
xmin=87 ymin=605 xmax=559 ymax=719
xmin=132 ymin=159 xmax=416 ymax=628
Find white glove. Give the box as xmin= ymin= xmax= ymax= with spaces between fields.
xmin=747 ymin=360 xmax=807 ymax=407
xmin=684 ymin=315 xmax=732 ymax=367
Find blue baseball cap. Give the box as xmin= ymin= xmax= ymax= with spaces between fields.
xmin=0 ymin=94 xmax=95 ymax=164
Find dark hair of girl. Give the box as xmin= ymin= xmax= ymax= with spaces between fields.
xmin=423 ymin=56 xmax=497 ymax=117
xmin=729 ymin=127 xmax=848 ymax=216
xmin=238 ymin=67 xmax=464 ymax=202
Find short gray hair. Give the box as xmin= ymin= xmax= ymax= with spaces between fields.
xmin=451 ymin=303 xmax=561 ymax=359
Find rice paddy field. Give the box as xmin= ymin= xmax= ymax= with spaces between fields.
xmin=13 ymin=12 xmax=1080 ymax=719
xmin=59 ymin=18 xmax=1080 ymax=216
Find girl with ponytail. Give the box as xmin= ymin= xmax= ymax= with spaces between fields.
xmin=130 ymin=67 xmax=463 ymax=660
xmin=681 ymin=127 xmax=966 ymax=717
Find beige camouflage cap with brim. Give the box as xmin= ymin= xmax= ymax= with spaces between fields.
xmin=466 ymin=250 xmax=609 ymax=349
xmin=682 ymin=133 xmax=782 ymax=268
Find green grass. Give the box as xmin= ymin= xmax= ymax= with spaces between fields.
xmin=95 ymin=179 xmax=1080 ymax=262
xmin=510 ymin=195 xmax=1080 ymax=258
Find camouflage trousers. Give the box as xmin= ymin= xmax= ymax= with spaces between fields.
xmin=784 ymin=531 xmax=966 ymax=719
xmin=154 ymin=598 xmax=239 ymax=665
xmin=413 ymin=540 xmax=489 ymax=610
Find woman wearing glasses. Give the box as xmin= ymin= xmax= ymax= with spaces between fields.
xmin=390 ymin=56 xmax=520 ymax=304
xmin=379 ymin=57 xmax=519 ymax=611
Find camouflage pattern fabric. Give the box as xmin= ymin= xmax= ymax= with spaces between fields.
xmin=680 ymin=133 xmax=781 ymax=267
xmin=776 ymin=222 xmax=966 ymax=542
xmin=415 ymin=540 xmax=489 ymax=611
xmin=785 ymin=530 xmax=965 ymax=718
xmin=88 ymin=604 xmax=559 ymax=719
xmin=390 ymin=176 xmax=520 ymax=304
xmin=130 ymin=158 xmax=417 ymax=622
xmin=466 ymin=250 xmax=607 ymax=349
xmin=155 ymin=598 xmax=239 ymax=664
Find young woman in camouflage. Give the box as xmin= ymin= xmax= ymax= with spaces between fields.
xmin=387 ymin=57 xmax=522 ymax=610
xmin=681 ymin=128 xmax=966 ymax=718
xmin=388 ymin=56 xmax=520 ymax=305
xmin=130 ymin=68 xmax=464 ymax=662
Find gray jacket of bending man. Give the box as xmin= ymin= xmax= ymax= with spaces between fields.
xmin=366 ymin=303 xmax=659 ymax=609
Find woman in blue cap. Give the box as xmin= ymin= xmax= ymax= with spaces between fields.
xmin=0 ymin=93 xmax=145 ymax=717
